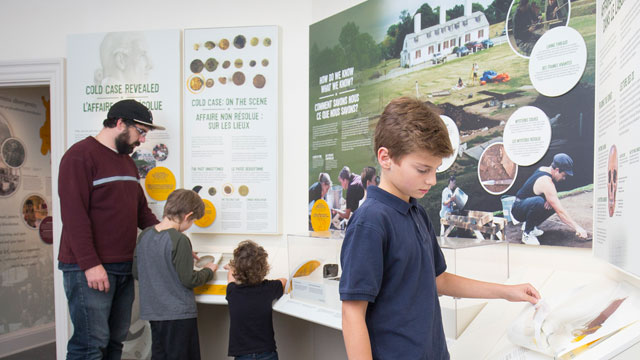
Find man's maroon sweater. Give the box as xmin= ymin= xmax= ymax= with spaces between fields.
xmin=58 ymin=136 xmax=158 ymax=270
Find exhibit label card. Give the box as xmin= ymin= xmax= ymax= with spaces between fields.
xmin=183 ymin=26 xmax=279 ymax=234
xmin=593 ymin=0 xmax=640 ymax=277
xmin=66 ymin=30 xmax=182 ymax=218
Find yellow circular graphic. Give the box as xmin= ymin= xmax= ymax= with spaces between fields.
xmin=238 ymin=185 xmax=249 ymax=197
xmin=194 ymin=199 xmax=216 ymax=228
xmin=310 ymin=199 xmax=332 ymax=232
xmin=144 ymin=167 xmax=176 ymax=201
xmin=187 ymin=74 xmax=205 ymax=94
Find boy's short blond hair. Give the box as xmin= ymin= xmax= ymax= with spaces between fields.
xmin=374 ymin=97 xmax=454 ymax=161
xmin=162 ymin=189 xmax=205 ymax=222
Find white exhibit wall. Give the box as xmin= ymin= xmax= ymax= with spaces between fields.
xmin=4 ymin=1 xmax=639 ymax=359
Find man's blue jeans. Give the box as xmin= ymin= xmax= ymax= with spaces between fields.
xmin=511 ymin=196 xmax=555 ymax=233
xmin=62 ymin=270 xmax=134 ymax=360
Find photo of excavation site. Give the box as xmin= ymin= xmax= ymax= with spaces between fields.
xmin=309 ymin=0 xmax=596 ymax=246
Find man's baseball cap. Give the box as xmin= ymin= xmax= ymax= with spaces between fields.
xmin=552 ymin=153 xmax=574 ymax=176
xmin=107 ymin=99 xmax=165 ymax=130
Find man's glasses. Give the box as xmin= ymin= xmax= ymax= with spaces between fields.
xmin=131 ymin=125 xmax=148 ymax=137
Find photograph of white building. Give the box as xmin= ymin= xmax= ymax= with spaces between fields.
xmin=401 ymin=0 xmax=490 ymax=67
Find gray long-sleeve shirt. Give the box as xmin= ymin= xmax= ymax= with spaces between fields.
xmin=133 ymin=227 xmax=213 ymax=320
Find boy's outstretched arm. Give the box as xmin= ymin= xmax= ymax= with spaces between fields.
xmin=435 ymin=272 xmax=540 ymax=304
xmin=342 ymin=300 xmax=373 ymax=360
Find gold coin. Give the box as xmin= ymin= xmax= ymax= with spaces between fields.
xmin=263 ymin=37 xmax=272 ymax=47
xmin=219 ymin=38 xmax=229 ymax=50
xmin=261 ymin=59 xmax=269 ymax=67
xmin=234 ymin=58 xmax=243 ymax=68
xmin=238 ymin=185 xmax=249 ymax=197
xmin=204 ymin=41 xmax=215 ymax=50
xmin=250 ymin=37 xmax=259 ymax=46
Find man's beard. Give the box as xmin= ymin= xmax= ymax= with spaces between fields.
xmin=115 ymin=131 xmax=140 ymax=155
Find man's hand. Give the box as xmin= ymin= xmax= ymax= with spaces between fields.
xmin=544 ymin=201 xmax=552 ymax=210
xmin=192 ymin=251 xmax=199 ymax=260
xmin=85 ymin=264 xmax=110 ymax=292
xmin=576 ymin=226 xmax=588 ymax=239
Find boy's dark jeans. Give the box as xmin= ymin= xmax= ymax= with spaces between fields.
xmin=235 ymin=351 xmax=279 ymax=360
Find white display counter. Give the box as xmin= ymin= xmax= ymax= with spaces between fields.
xmin=195 ymin=239 xmax=640 ymax=360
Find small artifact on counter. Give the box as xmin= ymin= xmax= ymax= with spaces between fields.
xmin=263 ymin=37 xmax=272 ymax=47
xmin=261 ymin=59 xmax=269 ymax=67
xmin=204 ymin=41 xmax=215 ymax=50
xmin=205 ymin=58 xmax=219 ymax=72
xmin=196 ymin=255 xmax=215 ymax=268
xmin=218 ymin=77 xmax=227 ymax=85
xmin=190 ymin=59 xmax=204 ymax=74
xmin=222 ymin=60 xmax=231 ymax=69
xmin=253 ymin=74 xmax=266 ymax=89
xmin=219 ymin=38 xmax=229 ymax=50
xmin=250 ymin=37 xmax=259 ymax=46
xmin=205 ymin=78 xmax=214 ymax=88
xmin=208 ymin=187 xmax=216 ymax=196
xmin=234 ymin=58 xmax=243 ymax=68
xmin=249 ymin=60 xmax=256 ymax=67
xmin=232 ymin=72 xmax=245 ymax=86
xmin=323 ymin=264 xmax=339 ymax=278
xmin=233 ymin=35 xmax=246 ymax=49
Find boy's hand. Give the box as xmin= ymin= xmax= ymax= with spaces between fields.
xmin=504 ymin=283 xmax=540 ymax=305
xmin=224 ymin=264 xmax=230 ymax=270
xmin=192 ymin=251 xmax=199 ymax=260
xmin=205 ymin=263 xmax=218 ymax=272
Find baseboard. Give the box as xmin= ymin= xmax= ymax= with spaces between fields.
xmin=0 ymin=323 xmax=55 ymax=358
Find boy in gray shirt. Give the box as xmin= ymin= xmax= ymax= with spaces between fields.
xmin=133 ymin=189 xmax=218 ymax=359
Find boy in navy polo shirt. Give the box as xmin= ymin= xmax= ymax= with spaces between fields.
xmin=339 ymin=97 xmax=541 ymax=360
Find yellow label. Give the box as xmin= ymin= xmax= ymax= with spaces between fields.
xmin=144 ymin=167 xmax=176 ymax=201
xmin=288 ymin=260 xmax=322 ymax=294
xmin=193 ymin=284 xmax=227 ymax=295
xmin=194 ymin=199 xmax=216 ymax=228
xmin=310 ymin=199 xmax=331 ymax=232
xmin=293 ymin=260 xmax=321 ymax=277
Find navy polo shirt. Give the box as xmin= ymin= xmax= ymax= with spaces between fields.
xmin=340 ymin=186 xmax=449 ymax=360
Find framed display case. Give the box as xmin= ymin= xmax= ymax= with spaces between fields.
xmin=271 ymin=231 xmax=344 ymax=329
xmin=287 ymin=231 xmax=344 ymax=311
xmin=438 ymin=236 xmax=509 ymax=339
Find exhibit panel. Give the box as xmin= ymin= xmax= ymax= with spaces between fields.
xmin=66 ymin=29 xmax=182 ymax=218
xmin=593 ymin=0 xmax=640 ymax=278
xmin=308 ymin=0 xmax=597 ymax=249
xmin=0 ymin=86 xmax=54 ymax=356
xmin=183 ymin=26 xmax=280 ymax=235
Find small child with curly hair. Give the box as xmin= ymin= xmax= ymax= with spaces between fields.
xmin=225 ymin=240 xmax=287 ymax=360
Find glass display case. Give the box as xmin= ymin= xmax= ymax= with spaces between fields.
xmin=287 ymin=231 xmax=344 ymax=312
xmin=438 ymin=236 xmax=509 ymax=339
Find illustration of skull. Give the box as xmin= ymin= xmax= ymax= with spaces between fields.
xmin=607 ymin=145 xmax=618 ymax=217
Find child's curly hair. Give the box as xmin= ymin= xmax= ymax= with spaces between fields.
xmin=229 ymin=240 xmax=269 ymax=285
